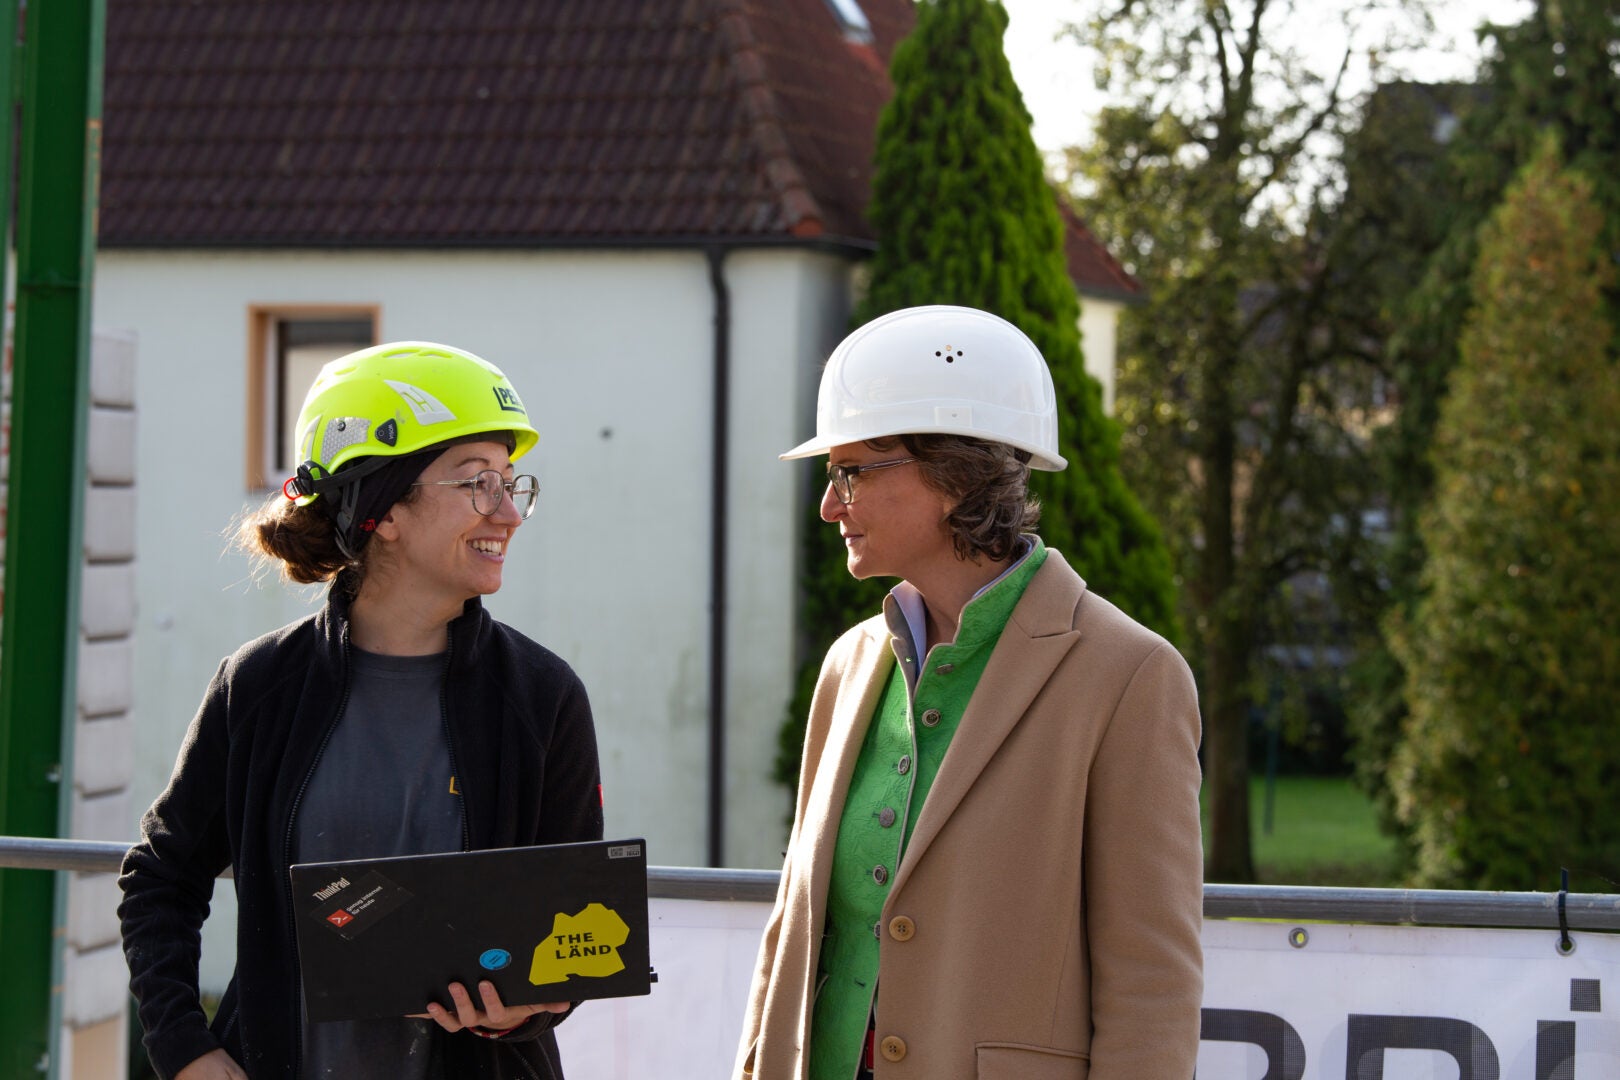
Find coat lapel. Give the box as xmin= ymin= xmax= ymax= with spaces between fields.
xmin=803 ymin=621 xmax=896 ymax=924
xmin=891 ymin=554 xmax=1086 ymax=895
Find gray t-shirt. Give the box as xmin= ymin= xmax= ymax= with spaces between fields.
xmin=295 ymin=647 xmax=463 ymax=1080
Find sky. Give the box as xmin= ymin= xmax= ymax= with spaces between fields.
xmin=998 ymin=0 xmax=1536 ymax=152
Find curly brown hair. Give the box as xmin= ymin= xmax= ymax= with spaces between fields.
xmin=236 ymin=496 xmax=356 ymax=585
xmin=235 ymin=483 xmax=426 ymax=587
xmin=867 ymin=434 xmax=1040 ymax=562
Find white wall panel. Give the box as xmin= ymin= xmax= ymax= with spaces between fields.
xmin=1079 ymin=294 xmax=1123 ymax=415
xmin=721 ymin=250 xmax=854 ymax=867
xmin=80 ymin=562 xmax=136 ymax=639
xmin=73 ymin=714 xmax=133 ymax=796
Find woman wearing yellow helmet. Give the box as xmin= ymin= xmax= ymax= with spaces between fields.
xmin=119 ymin=343 xmax=603 ymax=1080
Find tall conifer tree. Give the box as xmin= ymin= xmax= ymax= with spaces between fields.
xmin=1390 ymin=142 xmax=1620 ymax=890
xmin=777 ymin=0 xmax=1178 ymax=793
xmin=857 ymin=0 xmax=1176 ymax=633
xmin=1355 ymin=0 xmax=1620 ymax=845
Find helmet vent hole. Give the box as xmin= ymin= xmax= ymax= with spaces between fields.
xmin=936 ymin=347 xmax=965 ymax=363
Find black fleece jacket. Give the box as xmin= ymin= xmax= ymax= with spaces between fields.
xmin=119 ymin=587 xmax=605 ymax=1080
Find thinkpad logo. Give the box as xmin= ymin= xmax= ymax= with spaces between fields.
xmin=313 ymin=876 xmax=350 ymax=901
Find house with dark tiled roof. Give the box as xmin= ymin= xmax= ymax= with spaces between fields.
xmin=94 ymin=2 xmax=1141 ymax=960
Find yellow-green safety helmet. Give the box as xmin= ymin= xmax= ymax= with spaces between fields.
xmin=284 ymin=341 xmax=538 ymax=505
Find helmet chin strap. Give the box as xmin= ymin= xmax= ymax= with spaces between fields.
xmin=331 ymin=480 xmax=367 ymax=563
xmin=289 ymin=455 xmax=397 ymax=564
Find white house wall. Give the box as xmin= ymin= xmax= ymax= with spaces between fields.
xmin=92 ymin=246 xmax=851 ymax=991
xmin=1080 ymin=294 xmax=1122 ymax=415
xmin=721 ymin=249 xmax=855 ymax=864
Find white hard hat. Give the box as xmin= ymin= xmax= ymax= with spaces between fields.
xmin=780 ymin=305 xmax=1068 ymax=470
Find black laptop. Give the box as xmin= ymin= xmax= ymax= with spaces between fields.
xmin=289 ymin=838 xmax=652 ymax=1022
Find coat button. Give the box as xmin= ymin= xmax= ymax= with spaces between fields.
xmin=872 ymin=864 xmax=889 ymax=885
xmin=920 ymin=708 xmax=941 ymax=727
xmin=888 ymin=915 xmax=915 ymax=941
xmin=880 ymin=1035 xmax=907 ymax=1062
xmin=896 ymin=755 xmax=911 ymax=775
xmin=878 ymin=806 xmax=897 ymax=828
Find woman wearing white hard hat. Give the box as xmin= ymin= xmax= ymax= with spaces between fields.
xmin=734 ymin=306 xmax=1204 ymax=1079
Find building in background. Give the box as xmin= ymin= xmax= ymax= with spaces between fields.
xmin=93 ymin=0 xmax=1137 ymax=994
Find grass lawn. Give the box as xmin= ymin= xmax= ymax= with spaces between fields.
xmin=1202 ymin=775 xmax=1403 ymax=887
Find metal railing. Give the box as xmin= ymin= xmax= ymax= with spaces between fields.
xmin=6 ymin=835 xmax=1620 ymax=930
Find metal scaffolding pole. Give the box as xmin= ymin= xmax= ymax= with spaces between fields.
xmin=0 ymin=0 xmax=106 ymax=1074
xmin=7 ymin=838 xmax=1620 ymax=933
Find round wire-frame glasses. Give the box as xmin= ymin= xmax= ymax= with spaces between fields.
xmin=826 ymin=457 xmax=915 ymax=505
xmin=413 ymin=469 xmax=539 ymax=519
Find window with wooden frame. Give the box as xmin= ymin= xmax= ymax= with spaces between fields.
xmin=246 ymin=307 xmax=378 ymax=489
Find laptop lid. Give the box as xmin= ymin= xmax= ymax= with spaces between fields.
xmin=289 ymin=838 xmax=652 ymax=1022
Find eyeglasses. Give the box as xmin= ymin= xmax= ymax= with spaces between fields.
xmin=412 ymin=470 xmax=539 ymax=519
xmin=826 ymin=457 xmax=915 ymax=505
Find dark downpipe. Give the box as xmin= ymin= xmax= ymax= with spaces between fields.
xmin=706 ymin=246 xmax=731 ymax=868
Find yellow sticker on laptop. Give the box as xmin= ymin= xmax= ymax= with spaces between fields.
xmin=530 ymin=902 xmax=630 ymax=984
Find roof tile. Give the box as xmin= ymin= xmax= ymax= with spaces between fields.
xmin=101 ymin=0 xmax=1136 ymax=293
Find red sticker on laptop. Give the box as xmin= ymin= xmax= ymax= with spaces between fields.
xmin=309 ymin=870 xmax=414 ymax=941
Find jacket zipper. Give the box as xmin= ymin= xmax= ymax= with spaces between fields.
xmin=279 ymin=623 xmax=355 ymax=1080
xmin=219 ymin=1005 xmax=240 ymax=1044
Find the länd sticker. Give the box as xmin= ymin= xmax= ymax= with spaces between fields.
xmin=529 ymin=903 xmax=630 ymax=985
xmin=310 ymin=870 xmax=414 ymax=941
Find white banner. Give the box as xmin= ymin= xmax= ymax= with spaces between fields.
xmin=557 ymin=898 xmax=768 ymax=1077
xmin=556 ymin=899 xmax=1620 ymax=1079
xmin=1200 ymin=919 xmax=1620 ymax=1079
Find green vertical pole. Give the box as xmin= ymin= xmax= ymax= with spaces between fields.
xmin=0 ymin=0 xmax=16 ymax=306
xmin=0 ymin=0 xmax=105 ymax=1075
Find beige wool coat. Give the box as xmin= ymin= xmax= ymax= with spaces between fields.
xmin=734 ymin=550 xmax=1204 ymax=1080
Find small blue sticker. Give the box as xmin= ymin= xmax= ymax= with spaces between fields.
xmin=479 ymin=949 xmax=511 ymax=971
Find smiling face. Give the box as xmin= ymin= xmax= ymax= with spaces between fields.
xmin=821 ymin=440 xmax=957 ymax=584
xmin=370 ymin=440 xmax=524 ymax=612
